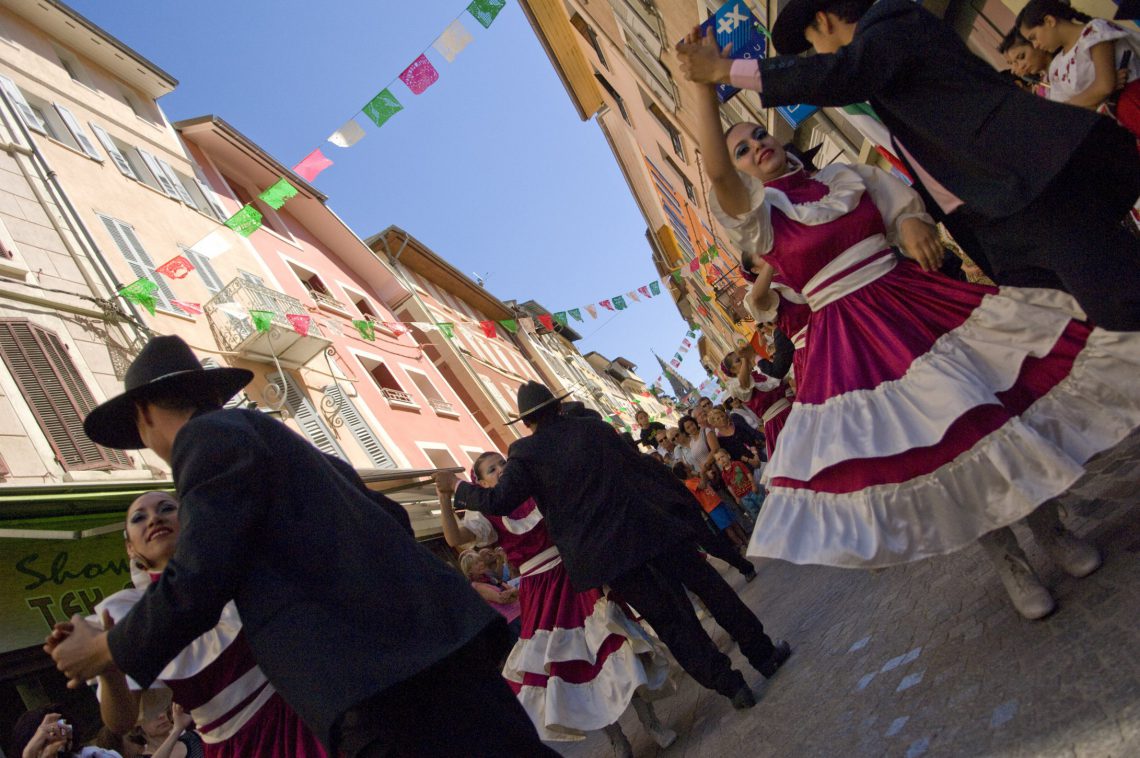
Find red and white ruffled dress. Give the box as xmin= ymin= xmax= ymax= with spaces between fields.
xmin=728 ymin=370 xmax=794 ymax=459
xmin=94 ymin=573 xmax=327 ymax=758
xmin=462 ymin=499 xmax=673 ymax=741
xmin=712 ymin=162 xmax=1140 ymax=568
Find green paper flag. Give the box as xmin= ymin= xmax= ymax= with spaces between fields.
xmin=467 ymin=0 xmax=506 ymax=28
xmin=499 ymin=319 xmax=518 ymax=334
xmin=258 ymin=178 xmax=298 ymax=210
xmin=117 ymin=278 xmax=158 ymax=316
xmin=671 ymin=270 xmax=683 ymax=284
xmin=707 ymin=245 xmax=719 ymax=259
xmin=612 ymin=295 xmax=627 ymax=311
xmin=438 ymin=322 xmax=455 ymax=339
xmin=701 ymin=294 xmax=713 ymax=302
xmin=249 ymin=309 xmax=273 ymax=333
xmin=649 ymin=281 xmax=661 ymax=296
xmin=224 ymin=204 xmax=263 ymax=237
xmin=363 ymin=88 xmax=403 ymax=128
xmin=699 ymin=252 xmax=710 ymax=264
xmin=353 ymin=318 xmax=376 ymax=341
xmin=568 ymin=308 xmax=583 ymax=323
xmin=553 ymin=311 xmax=568 ymax=327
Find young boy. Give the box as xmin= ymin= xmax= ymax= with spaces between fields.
xmin=676 ymin=0 xmax=1140 ymax=331
xmin=674 ymin=462 xmax=748 ymax=549
xmin=714 ymin=449 xmax=764 ymax=520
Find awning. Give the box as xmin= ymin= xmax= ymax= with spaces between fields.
xmin=359 ymin=466 xmax=465 ymax=540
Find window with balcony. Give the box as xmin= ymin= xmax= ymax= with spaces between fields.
xmin=289 ymin=263 xmax=347 ymax=312
xmin=344 ymin=288 xmax=379 ymax=320
xmin=360 ymin=357 xmax=417 ymax=409
xmin=406 ymin=370 xmax=457 ymax=417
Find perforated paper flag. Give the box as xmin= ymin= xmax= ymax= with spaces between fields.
xmin=188 ymin=229 xmax=231 ymax=259
xmin=293 ymin=149 xmax=333 ymax=182
xmin=480 ymin=320 xmax=497 ymax=338
xmin=499 ymin=319 xmax=518 ymax=334
xmin=249 ymin=310 xmax=273 ymax=333
xmin=363 ymin=89 xmax=403 ymax=127
xmin=553 ymin=312 xmax=568 ymax=327
xmin=384 ymin=321 xmax=408 ymax=336
xmin=537 ymin=314 xmax=555 ymax=331
xmin=612 ymin=296 xmax=627 ymax=311
xmin=689 ymin=260 xmax=700 ymax=272
xmin=568 ymin=308 xmax=583 ymax=322
xmin=118 ymin=278 xmax=158 ymax=316
xmin=353 ymin=319 xmax=376 ymax=341
xmin=671 ymin=271 xmax=683 ymax=283
xmin=467 ymin=0 xmax=507 ymax=28
xmin=287 ymin=314 xmax=311 ymax=336
xmin=155 ymin=255 xmax=194 ymax=280
xmin=438 ymin=322 xmax=455 ymax=339
xmin=259 ymin=178 xmax=298 ymax=210
xmin=586 ymin=304 xmax=597 ymax=319
xmin=171 ymin=300 xmax=202 ymax=315
xmin=639 ymin=286 xmax=651 ymax=298
xmin=600 ymin=300 xmax=614 ymax=311
xmin=224 ymin=204 xmax=263 ymax=237
xmin=400 ymin=55 xmax=439 ymax=95
xmin=649 ymin=281 xmax=661 ymax=296
xmin=627 ymin=291 xmax=640 ymax=302
xmin=328 ymin=118 xmax=367 ymax=148
xmin=433 ymin=19 xmax=474 ymax=62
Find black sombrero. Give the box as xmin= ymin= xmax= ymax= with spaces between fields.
xmin=506 ymin=381 xmax=571 ymax=425
xmin=83 ymin=335 xmax=253 ymax=449
xmin=772 ymin=0 xmax=875 ymax=55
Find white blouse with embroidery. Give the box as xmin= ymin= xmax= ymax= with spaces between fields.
xmin=1047 ymin=18 xmax=1140 ymax=104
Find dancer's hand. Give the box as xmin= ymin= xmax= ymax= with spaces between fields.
xmin=47 ymin=615 xmax=113 ymax=688
xmin=435 ymin=472 xmax=458 ymax=494
xmin=677 ymin=27 xmax=734 ymax=85
xmin=897 ymin=218 xmax=944 ymax=272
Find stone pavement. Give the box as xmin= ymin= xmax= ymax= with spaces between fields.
xmin=557 ymin=432 xmax=1140 ymax=758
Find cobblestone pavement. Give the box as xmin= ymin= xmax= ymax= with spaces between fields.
xmin=557 ymin=431 xmax=1140 ymax=758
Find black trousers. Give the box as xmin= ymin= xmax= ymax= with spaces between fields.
xmin=611 ymin=542 xmax=772 ymax=698
xmin=698 ymin=517 xmax=755 ymax=576
xmin=958 ymin=118 xmax=1140 ymax=331
xmin=334 ymin=620 xmax=557 ymax=757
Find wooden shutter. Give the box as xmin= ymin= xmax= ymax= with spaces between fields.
xmin=324 ymin=384 xmax=396 ymax=469
xmin=201 ymin=357 xmax=245 ymax=409
xmin=180 ymin=244 xmax=224 ymax=294
xmin=89 ymin=123 xmax=137 ymax=179
xmin=53 ymin=104 xmax=101 ymax=160
xmin=0 ymin=320 xmax=131 ymax=471
xmin=98 ymin=214 xmax=176 ymax=312
xmin=0 ymin=75 xmax=46 ymax=133
xmin=157 ymin=158 xmax=197 ymax=206
xmin=135 ymin=148 xmax=180 ymax=198
xmin=268 ymin=370 xmax=345 ymax=459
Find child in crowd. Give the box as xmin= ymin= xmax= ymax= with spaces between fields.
xmin=674 ymin=462 xmax=748 ymax=549
xmin=999 ymin=28 xmax=1053 ymax=96
xmin=714 ymin=449 xmax=765 ymax=520
xmin=1018 ymin=0 xmax=1140 ymax=137
xmin=460 ymin=549 xmax=522 ymax=638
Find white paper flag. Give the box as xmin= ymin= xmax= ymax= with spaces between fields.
xmin=328 ymin=118 xmax=366 ymax=148
xmin=218 ymin=302 xmax=249 ymax=320
xmin=432 ymin=19 xmax=474 ymax=63
xmin=189 ymin=229 xmax=232 ymax=259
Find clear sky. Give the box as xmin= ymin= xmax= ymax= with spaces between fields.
xmin=65 ymin=0 xmax=713 ymax=391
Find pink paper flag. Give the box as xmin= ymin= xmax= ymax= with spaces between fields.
xmin=287 ymin=313 xmax=311 ymax=336
xmin=400 ymin=55 xmax=439 ymax=95
xmin=293 ymin=148 xmax=333 ymax=182
xmin=599 ymin=299 xmax=614 ymax=311
xmin=638 ymin=286 xmax=651 ymax=298
xmin=170 ymin=300 xmax=202 ymax=315
xmin=384 ymin=321 xmax=408 ymax=336
xmin=586 ymin=304 xmax=598 ymax=319
xmin=689 ymin=259 xmax=700 ymax=272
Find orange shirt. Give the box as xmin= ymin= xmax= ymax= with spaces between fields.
xmin=684 ymin=477 xmax=722 ymax=514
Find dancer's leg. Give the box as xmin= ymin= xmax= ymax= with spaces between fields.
xmin=1025 ymin=500 xmax=1102 ymax=577
xmin=977 ymin=527 xmax=1055 ymax=620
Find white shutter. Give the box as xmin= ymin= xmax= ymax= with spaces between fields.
xmin=239 ymin=270 xmax=265 ymax=286
xmin=89 ymin=123 xmax=137 ymax=178
xmin=180 ymin=244 xmax=224 ymax=294
xmin=191 ymin=165 xmax=230 ymax=220
xmin=53 ymin=104 xmax=101 ymax=160
xmin=325 ymin=384 xmax=396 ymax=469
xmin=97 ymin=214 xmax=176 ymax=312
xmin=136 ymin=148 xmax=179 ymax=198
xmin=269 ymin=370 xmax=346 ymax=459
xmin=157 ymin=159 xmax=196 ymax=206
xmin=0 ymin=75 xmax=45 ymax=133
xmin=201 ymin=357 xmax=245 ymax=409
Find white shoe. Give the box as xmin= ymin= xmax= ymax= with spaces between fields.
xmin=1026 ymin=501 xmax=1103 ymax=578
xmin=979 ymin=528 xmax=1056 ymax=621
xmin=633 ymin=695 xmax=678 ymax=748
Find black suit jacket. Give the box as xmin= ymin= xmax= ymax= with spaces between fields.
xmin=454 ymin=414 xmax=697 ymax=591
xmin=107 ymin=409 xmax=497 ymax=750
xmin=759 ymin=0 xmax=1102 ymax=218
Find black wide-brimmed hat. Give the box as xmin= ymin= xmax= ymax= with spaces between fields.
xmin=772 ymin=0 xmax=874 ymax=55
xmin=506 ymin=381 xmax=570 ymax=425
xmin=83 ymin=335 xmax=252 ymax=450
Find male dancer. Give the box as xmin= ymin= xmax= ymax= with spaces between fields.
xmin=46 ymin=336 xmax=555 ymax=757
xmin=676 ymin=0 xmax=1140 ymax=330
xmin=443 ymin=381 xmax=791 ymax=709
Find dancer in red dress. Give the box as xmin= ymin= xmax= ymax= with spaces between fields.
xmin=438 ymin=453 xmax=676 ymax=755
xmin=685 ymin=36 xmax=1140 ymax=619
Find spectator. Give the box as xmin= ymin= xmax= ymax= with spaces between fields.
xmin=674 ymin=462 xmax=748 ymax=549
xmin=715 ymin=449 xmax=764 ymax=520
xmin=10 ymin=705 xmax=120 ymax=758
xmin=635 ymin=409 xmax=666 ymax=450
xmin=460 ymin=550 xmax=522 ymax=639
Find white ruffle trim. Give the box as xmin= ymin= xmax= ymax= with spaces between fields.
xmin=748 ymin=326 xmax=1140 ymax=568
xmin=505 ymin=602 xmax=674 ymax=740
xmin=767 ymin=286 xmax=1091 ymax=482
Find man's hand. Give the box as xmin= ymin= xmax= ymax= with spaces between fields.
xmin=676 ymin=26 xmax=734 ymax=85
xmin=45 ymin=615 xmax=113 ymax=688
xmin=434 ymin=472 xmax=458 ymax=494
xmin=897 ymin=217 xmax=944 ymax=272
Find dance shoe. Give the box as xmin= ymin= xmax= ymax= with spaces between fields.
xmin=758 ymin=640 xmax=792 ymax=678
xmin=731 ymin=685 xmax=757 ymax=709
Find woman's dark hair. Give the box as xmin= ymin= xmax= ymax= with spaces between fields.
xmin=678 ymin=414 xmax=697 ymax=433
xmin=471 ymin=451 xmax=500 ymax=482
xmin=998 ymin=27 xmax=1031 ymax=54
xmin=1016 ymin=0 xmax=1091 ymax=30
xmin=671 ymin=462 xmax=691 ymax=480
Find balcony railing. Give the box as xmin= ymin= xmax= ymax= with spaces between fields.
xmin=381 ymin=388 xmax=418 ymax=407
xmin=309 ymin=289 xmax=349 ymax=313
xmin=428 ymin=398 xmax=457 ymax=416
xmin=205 ymin=277 xmax=330 ymax=365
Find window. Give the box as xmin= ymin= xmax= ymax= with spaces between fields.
xmin=422 ymin=447 xmax=460 ymax=469
xmin=97 ymin=214 xmax=178 ymax=314
xmin=463 ymin=449 xmax=482 ymax=465
xmin=594 ymin=73 xmax=629 ymax=123
xmin=368 ymin=362 xmax=403 ymax=391
xmin=269 ymin=370 xmax=345 ymax=459
xmin=344 ymin=289 xmax=378 ymax=320
xmin=191 ymin=166 xmax=230 ymax=220
xmin=55 ymin=48 xmax=89 ymax=88
xmin=180 ymin=244 xmax=225 ymax=295
xmin=324 ymin=383 xmax=396 ymax=469
xmin=406 ymin=370 xmax=456 ymax=416
xmin=570 ymin=14 xmax=607 ymax=68
xmin=647 ymin=101 xmax=685 ymax=160
xmin=90 ymin=124 xmax=137 ymax=178
xmin=0 ymin=74 xmax=46 ymax=133
xmin=0 ymin=319 xmax=132 ymax=471
xmin=53 ymin=104 xmax=101 ymax=160
xmin=661 ymin=151 xmax=697 ymax=205
xmin=358 ymin=355 xmax=416 ymax=409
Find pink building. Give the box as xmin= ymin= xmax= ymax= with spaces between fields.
xmin=176 ymin=116 xmax=500 ymax=489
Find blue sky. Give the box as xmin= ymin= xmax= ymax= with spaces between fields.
xmin=66 ymin=0 xmax=711 ymax=390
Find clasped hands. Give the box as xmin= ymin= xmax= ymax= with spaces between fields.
xmin=42 ymin=610 xmax=115 ymax=689
xmin=675 ymin=27 xmax=734 ymax=85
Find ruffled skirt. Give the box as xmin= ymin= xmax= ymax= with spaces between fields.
xmin=750 ymin=262 xmax=1140 ymax=567
xmin=204 ymin=692 xmax=327 ymax=758
xmin=502 ymin=560 xmax=673 ymax=741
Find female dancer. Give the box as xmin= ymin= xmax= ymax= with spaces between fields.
xmin=683 ymin=28 xmax=1140 ymax=619
xmin=88 ymin=492 xmax=327 ymax=757
xmin=438 ymin=452 xmax=675 ymax=756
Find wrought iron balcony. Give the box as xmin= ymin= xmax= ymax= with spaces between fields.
xmin=381 ymin=388 xmax=418 ymax=408
xmin=205 ymin=277 xmax=331 ymax=365
xmin=428 ymin=398 xmax=457 ymax=416
xmin=309 ymin=289 xmax=349 ymax=313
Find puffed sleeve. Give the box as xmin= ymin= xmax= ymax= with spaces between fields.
xmin=460 ymin=510 xmax=497 ymax=547
xmin=847 ymin=163 xmax=933 ymax=247
xmin=708 ymin=173 xmax=774 ymax=257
